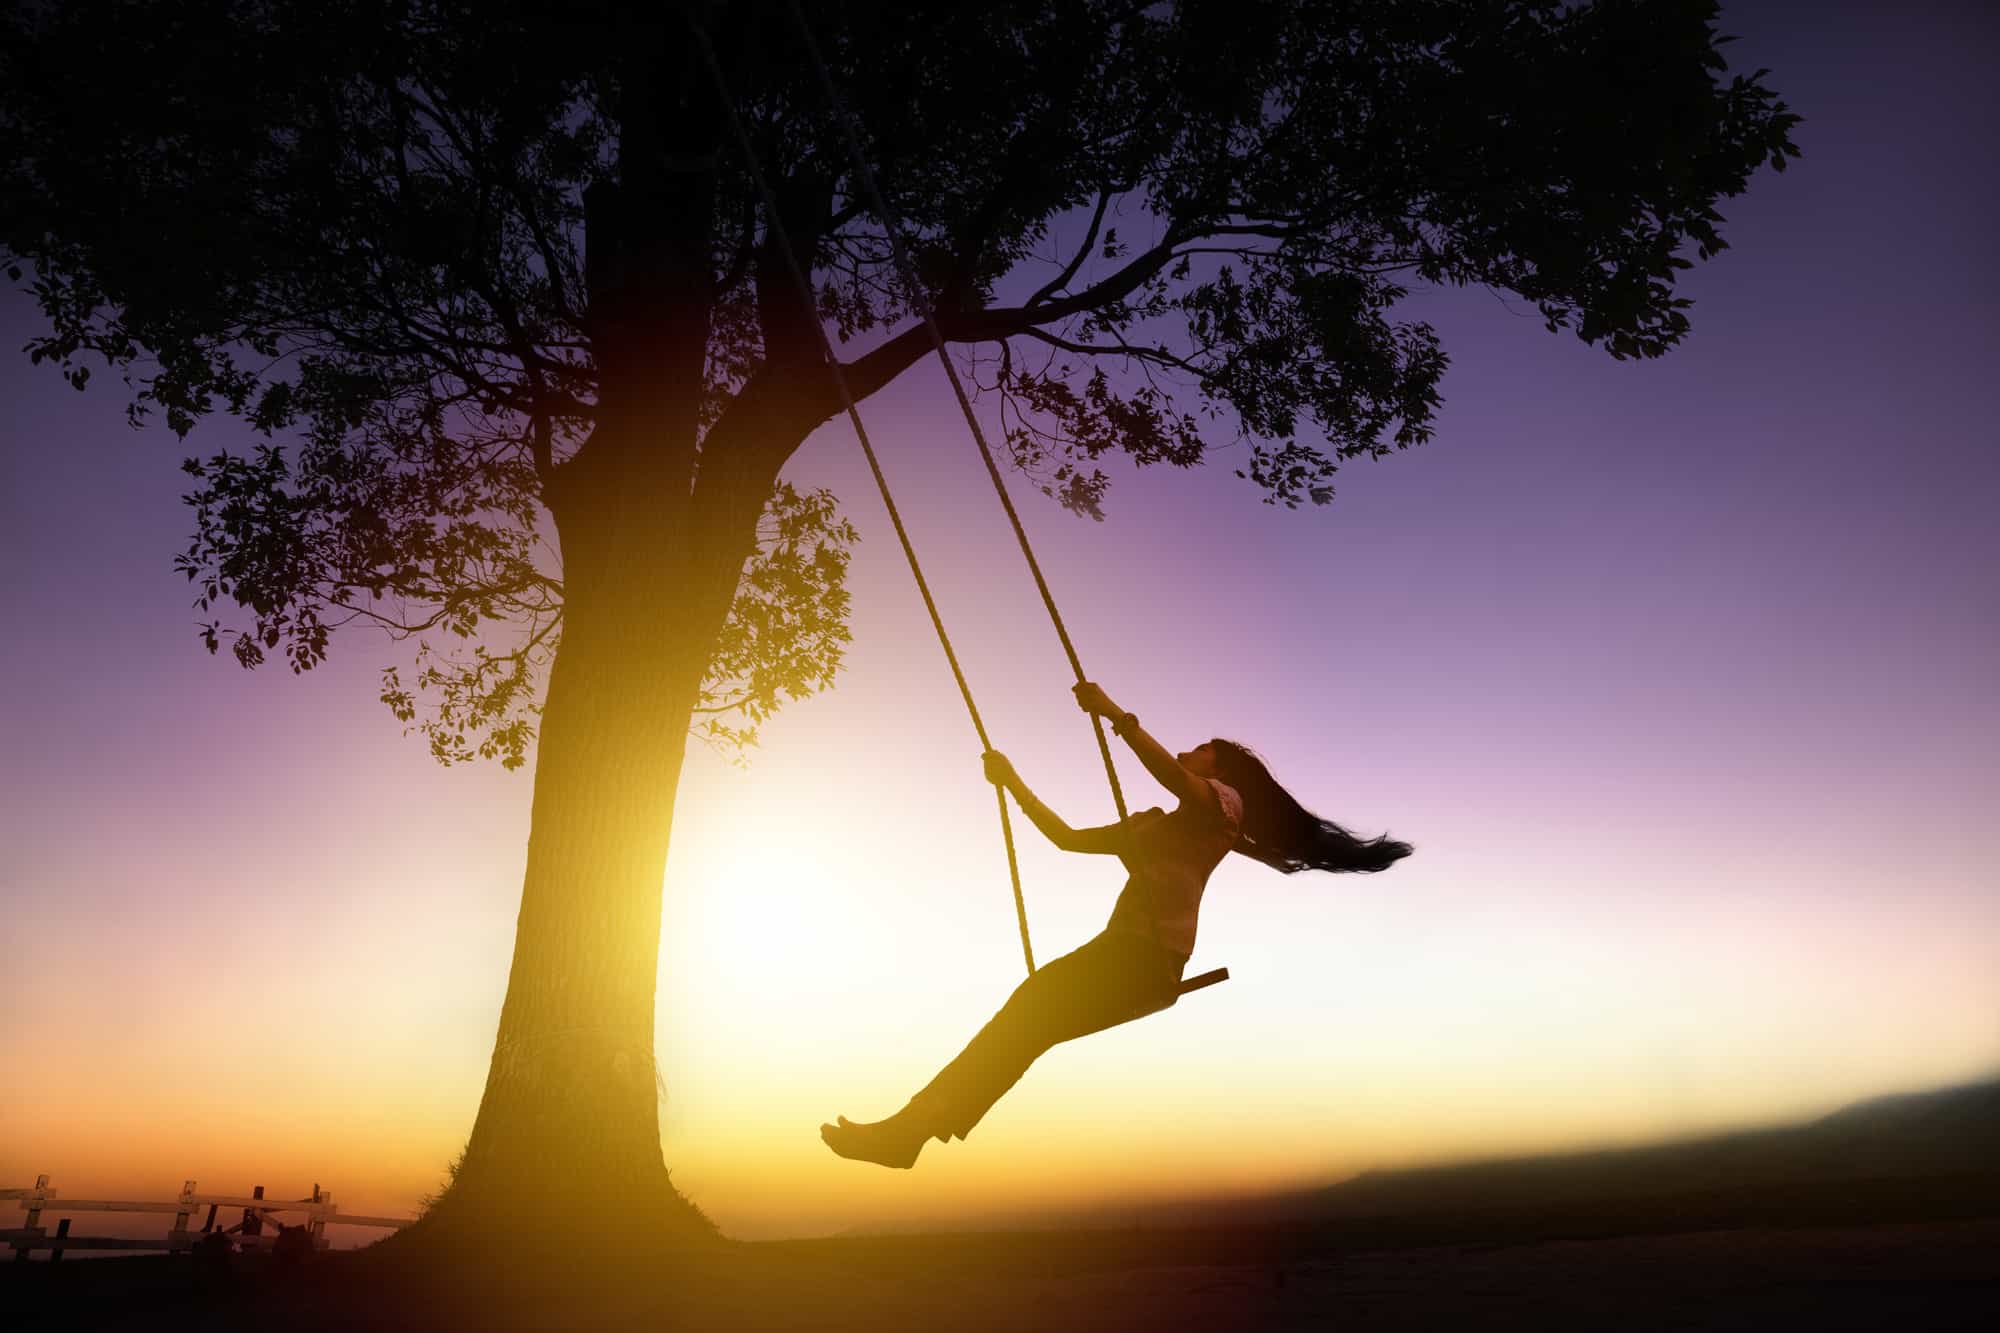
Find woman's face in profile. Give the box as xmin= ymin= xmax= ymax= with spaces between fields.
xmin=1176 ymin=742 xmax=1220 ymax=780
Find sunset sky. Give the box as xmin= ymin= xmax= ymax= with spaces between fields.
xmin=2 ymin=2 xmax=1995 ymax=1243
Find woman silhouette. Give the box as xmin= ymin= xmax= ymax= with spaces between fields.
xmin=820 ymin=681 xmax=1413 ymax=1168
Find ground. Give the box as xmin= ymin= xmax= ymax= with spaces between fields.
xmin=6 ymin=1217 xmax=1997 ymax=1331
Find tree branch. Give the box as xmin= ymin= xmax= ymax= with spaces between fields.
xmin=1027 ymin=188 xmax=1112 ymax=308
xmin=1021 ymin=326 xmax=1203 ymax=376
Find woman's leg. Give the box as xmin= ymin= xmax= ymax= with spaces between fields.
xmin=822 ymin=932 xmax=1183 ymax=1166
xmin=908 ymin=932 xmax=1184 ymax=1137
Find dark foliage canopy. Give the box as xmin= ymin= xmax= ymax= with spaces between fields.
xmin=1 ymin=0 xmax=1797 ymax=763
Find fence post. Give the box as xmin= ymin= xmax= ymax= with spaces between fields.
xmin=169 ymin=1179 xmax=196 ymax=1252
xmin=243 ymin=1185 xmax=264 ymax=1237
xmin=12 ymin=1172 xmax=49 ymax=1263
xmin=310 ymin=1186 xmax=329 ymax=1251
xmin=49 ymin=1218 xmax=70 ymax=1264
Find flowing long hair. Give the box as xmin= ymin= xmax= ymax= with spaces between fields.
xmin=1208 ymin=739 xmax=1413 ymax=875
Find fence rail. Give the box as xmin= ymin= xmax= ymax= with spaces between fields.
xmin=6 ymin=1174 xmax=415 ymax=1261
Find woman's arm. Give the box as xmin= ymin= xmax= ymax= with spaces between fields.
xmin=1072 ymin=682 xmax=1211 ymax=809
xmin=984 ymin=751 xmax=1127 ymax=854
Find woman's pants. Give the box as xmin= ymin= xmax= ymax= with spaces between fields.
xmin=904 ymin=929 xmax=1188 ymax=1141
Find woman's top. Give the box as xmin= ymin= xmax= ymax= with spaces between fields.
xmin=1105 ymin=777 xmax=1244 ymax=959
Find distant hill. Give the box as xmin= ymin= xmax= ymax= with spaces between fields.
xmin=1254 ymin=1075 xmax=2000 ymax=1223
xmin=829 ymin=1077 xmax=2000 ymax=1255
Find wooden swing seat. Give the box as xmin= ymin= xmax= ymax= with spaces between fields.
xmin=1178 ymin=966 xmax=1229 ymax=996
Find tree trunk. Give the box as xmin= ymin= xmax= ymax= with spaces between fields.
xmin=407 ymin=515 xmax=738 ymax=1249
xmin=394 ymin=34 xmax=775 ymax=1247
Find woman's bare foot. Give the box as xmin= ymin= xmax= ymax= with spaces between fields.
xmin=820 ymin=1113 xmax=927 ymax=1169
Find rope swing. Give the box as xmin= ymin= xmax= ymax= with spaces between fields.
xmin=689 ymin=20 xmax=1038 ymax=973
xmin=783 ymin=0 xmax=1133 ymax=833
xmin=691 ymin=13 xmax=1226 ymax=1002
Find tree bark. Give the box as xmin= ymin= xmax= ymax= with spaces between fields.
xmin=415 ymin=596 xmax=716 ymax=1245
xmin=400 ymin=30 xmax=784 ymax=1245
xmin=409 ymin=441 xmax=756 ymax=1246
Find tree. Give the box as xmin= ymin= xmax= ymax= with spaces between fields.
xmin=0 ymin=0 xmax=1796 ymax=1241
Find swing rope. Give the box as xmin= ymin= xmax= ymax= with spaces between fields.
xmin=784 ymin=0 xmax=1133 ymax=831
xmin=692 ymin=10 xmax=1231 ymax=1008
xmin=689 ymin=20 xmax=1035 ymax=974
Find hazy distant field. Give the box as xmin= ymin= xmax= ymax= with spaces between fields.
xmin=9 ymin=1216 xmax=1998 ymax=1331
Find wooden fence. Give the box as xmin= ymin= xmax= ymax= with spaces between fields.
xmin=4 ymin=1174 xmax=414 ymax=1261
